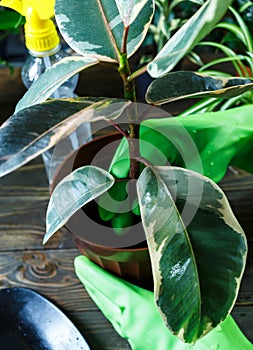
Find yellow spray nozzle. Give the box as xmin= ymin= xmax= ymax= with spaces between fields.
xmin=24 ymin=6 xmax=60 ymax=53
xmin=0 ymin=0 xmax=23 ymax=15
xmin=23 ymin=0 xmax=55 ymax=20
xmin=0 ymin=0 xmax=59 ymax=54
xmin=0 ymin=0 xmax=55 ymax=19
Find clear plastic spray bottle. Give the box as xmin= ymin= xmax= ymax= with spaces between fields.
xmin=21 ymin=6 xmax=91 ymax=183
xmin=0 ymin=0 xmax=91 ymax=183
xmin=21 ymin=7 xmax=78 ymax=96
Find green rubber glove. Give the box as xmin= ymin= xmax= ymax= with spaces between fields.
xmin=111 ymin=105 xmax=253 ymax=183
xmin=75 ymin=256 xmax=253 ymax=350
xmin=100 ymin=105 xmax=253 ymax=229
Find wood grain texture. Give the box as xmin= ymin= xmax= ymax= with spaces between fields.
xmin=0 ymin=159 xmax=76 ymax=251
xmin=0 ymin=157 xmax=130 ymax=349
xmin=0 ymin=248 xmax=130 ymax=349
xmin=219 ymin=168 xmax=253 ymax=257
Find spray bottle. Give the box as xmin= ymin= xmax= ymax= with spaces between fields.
xmin=0 ymin=0 xmax=91 ymax=183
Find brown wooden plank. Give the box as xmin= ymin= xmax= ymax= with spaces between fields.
xmin=236 ymin=257 xmax=253 ymax=305
xmin=219 ymin=168 xmax=253 ymax=260
xmin=0 ymin=221 xmax=75 ymax=251
xmin=0 ymin=247 xmax=252 ymax=345
xmin=0 ymin=248 xmax=130 ymax=349
xmin=68 ymin=311 xmax=131 ymax=350
xmin=0 ymin=67 xmax=26 ymax=103
xmin=0 ymin=159 xmax=76 ymax=250
xmin=232 ymin=306 xmax=253 ymax=345
xmin=0 ymin=67 xmax=26 ymax=123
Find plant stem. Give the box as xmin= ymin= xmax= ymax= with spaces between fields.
xmin=118 ymin=35 xmax=140 ymax=179
xmin=107 ymin=120 xmax=129 ymax=138
xmin=118 ymin=52 xmax=136 ymax=101
xmin=129 ymin=64 xmax=148 ymax=81
xmin=128 ymin=125 xmax=140 ymax=179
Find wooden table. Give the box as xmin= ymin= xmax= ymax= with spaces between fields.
xmin=0 ymin=158 xmax=131 ymax=349
xmin=0 ymin=67 xmax=252 ymax=349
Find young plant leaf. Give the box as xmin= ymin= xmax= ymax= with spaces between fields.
xmin=196 ymin=41 xmax=246 ymax=76
xmin=55 ymin=0 xmax=154 ymax=61
xmin=137 ymin=166 xmax=247 ymax=343
xmin=146 ymin=71 xmax=253 ymax=105
xmin=44 ymin=166 xmax=115 ymax=243
xmin=0 ymin=98 xmax=130 ymax=178
xmin=226 ymin=5 xmax=253 ymax=53
xmin=147 ymin=0 xmax=233 ymax=78
xmin=16 ymin=56 xmax=99 ymax=112
xmin=215 ymin=22 xmax=247 ymax=47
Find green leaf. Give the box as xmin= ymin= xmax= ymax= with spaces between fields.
xmin=0 ymin=11 xmax=25 ymax=30
xmin=44 ymin=165 xmax=115 ymax=243
xmin=198 ymin=55 xmax=247 ymax=73
xmin=146 ymin=71 xmax=253 ymax=105
xmin=15 ymin=56 xmax=99 ymax=112
xmin=196 ymin=70 xmax=232 ymax=78
xmin=137 ymin=166 xmax=247 ymax=343
xmin=55 ymin=0 xmax=154 ymax=61
xmin=0 ymin=98 xmax=130 ymax=177
xmin=179 ymin=97 xmax=220 ymax=116
xmin=196 ymin=41 xmax=246 ymax=76
xmin=216 ymin=22 xmax=247 ymax=47
xmin=239 ymin=1 xmax=253 ymax=13
xmin=169 ymin=0 xmax=204 ymax=11
xmin=229 ymin=5 xmax=253 ymax=53
xmin=147 ymin=0 xmax=233 ymax=78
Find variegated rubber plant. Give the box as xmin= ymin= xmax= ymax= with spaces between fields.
xmin=0 ymin=0 xmax=252 ymax=344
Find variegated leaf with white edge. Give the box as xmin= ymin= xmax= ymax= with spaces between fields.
xmin=44 ymin=165 xmax=115 ymax=243
xmin=146 ymin=71 xmax=253 ymax=105
xmin=115 ymin=0 xmax=152 ymax=27
xmin=0 ymin=98 xmax=130 ymax=178
xmin=137 ymin=166 xmax=247 ymax=343
xmin=147 ymin=0 xmax=233 ymax=78
xmin=55 ymin=0 xmax=154 ymax=61
xmin=16 ymin=56 xmax=99 ymax=113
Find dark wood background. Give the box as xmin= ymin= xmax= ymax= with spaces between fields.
xmin=0 ymin=67 xmax=252 ymax=349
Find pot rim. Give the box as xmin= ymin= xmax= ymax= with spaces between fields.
xmin=51 ymin=131 xmax=121 ymax=192
xmin=51 ymin=131 xmax=148 ymax=253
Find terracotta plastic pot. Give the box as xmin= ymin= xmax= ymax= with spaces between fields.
xmin=52 ymin=132 xmax=153 ymax=290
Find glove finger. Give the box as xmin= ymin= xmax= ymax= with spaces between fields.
xmin=75 ymin=255 xmax=153 ymax=301
xmin=74 ymin=256 xmax=188 ymax=350
xmin=75 ymin=257 xmax=253 ymax=350
xmin=141 ymin=106 xmax=253 ymax=182
xmin=98 ymin=181 xmax=129 ymax=222
xmin=109 ymin=137 xmax=130 ymax=178
xmin=75 ymin=255 xmax=152 ymax=300
xmin=75 ymin=256 xmax=127 ymax=336
xmin=196 ymin=315 xmax=253 ymax=350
